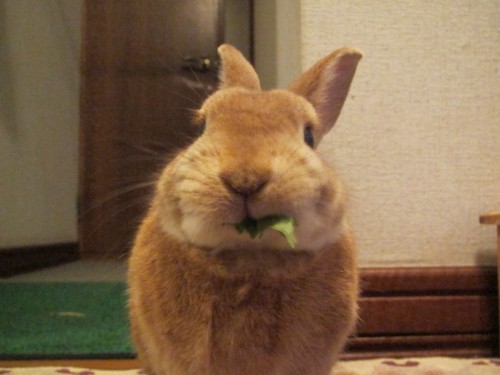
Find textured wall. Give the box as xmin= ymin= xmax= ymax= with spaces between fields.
xmin=0 ymin=0 xmax=81 ymax=247
xmin=254 ymin=0 xmax=301 ymax=89
xmin=301 ymin=0 xmax=500 ymax=267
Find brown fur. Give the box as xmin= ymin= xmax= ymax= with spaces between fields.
xmin=128 ymin=44 xmax=362 ymax=375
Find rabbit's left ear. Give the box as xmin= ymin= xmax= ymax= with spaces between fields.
xmin=289 ymin=48 xmax=362 ymax=136
xmin=217 ymin=44 xmax=261 ymax=91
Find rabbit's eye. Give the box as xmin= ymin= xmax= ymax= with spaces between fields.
xmin=197 ymin=121 xmax=206 ymax=136
xmin=192 ymin=111 xmax=206 ymax=137
xmin=304 ymin=125 xmax=314 ymax=148
xmin=192 ymin=120 xmax=205 ymax=138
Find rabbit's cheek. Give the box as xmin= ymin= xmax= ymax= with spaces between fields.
xmin=175 ymin=176 xmax=245 ymax=227
xmin=295 ymin=215 xmax=346 ymax=251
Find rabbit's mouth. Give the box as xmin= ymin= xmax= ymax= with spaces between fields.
xmin=233 ymin=215 xmax=297 ymax=249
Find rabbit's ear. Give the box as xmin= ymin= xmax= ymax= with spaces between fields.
xmin=218 ymin=44 xmax=261 ymax=90
xmin=289 ymin=48 xmax=362 ymax=136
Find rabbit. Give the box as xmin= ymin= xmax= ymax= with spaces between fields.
xmin=128 ymin=44 xmax=362 ymax=375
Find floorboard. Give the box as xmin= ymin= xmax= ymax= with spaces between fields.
xmin=0 ymin=359 xmax=140 ymax=370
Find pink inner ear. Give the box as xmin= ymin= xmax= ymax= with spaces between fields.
xmin=313 ymin=58 xmax=358 ymax=129
xmin=218 ymin=44 xmax=261 ymax=91
xmin=289 ymin=48 xmax=362 ymax=136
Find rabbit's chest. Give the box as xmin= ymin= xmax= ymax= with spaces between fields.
xmin=196 ymin=277 xmax=343 ymax=375
xmin=209 ymin=281 xmax=284 ymax=354
xmin=158 ymin=243 xmax=355 ymax=374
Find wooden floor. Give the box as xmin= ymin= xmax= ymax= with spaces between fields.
xmin=0 ymin=359 xmax=140 ymax=370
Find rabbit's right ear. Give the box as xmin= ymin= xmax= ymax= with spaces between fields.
xmin=289 ymin=48 xmax=362 ymax=139
xmin=218 ymin=44 xmax=261 ymax=91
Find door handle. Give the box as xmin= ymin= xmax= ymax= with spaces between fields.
xmin=182 ymin=57 xmax=213 ymax=72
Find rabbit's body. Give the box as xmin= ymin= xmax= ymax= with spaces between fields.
xmin=129 ymin=212 xmax=357 ymax=375
xmin=128 ymin=45 xmax=362 ymax=375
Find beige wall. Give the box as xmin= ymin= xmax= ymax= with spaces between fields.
xmin=224 ymin=0 xmax=251 ymax=60
xmin=254 ymin=0 xmax=301 ymax=89
xmin=0 ymin=0 xmax=81 ymax=247
xmin=301 ymin=0 xmax=500 ymax=267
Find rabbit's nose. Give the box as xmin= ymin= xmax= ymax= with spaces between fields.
xmin=219 ymin=167 xmax=271 ymax=197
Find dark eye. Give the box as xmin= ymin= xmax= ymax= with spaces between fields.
xmin=197 ymin=121 xmax=206 ymax=137
xmin=192 ymin=111 xmax=206 ymax=137
xmin=304 ymin=125 xmax=314 ymax=148
xmin=192 ymin=119 xmax=205 ymax=138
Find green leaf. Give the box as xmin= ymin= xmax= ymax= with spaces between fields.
xmin=234 ymin=215 xmax=297 ymax=248
xmin=235 ymin=216 xmax=260 ymax=238
xmin=266 ymin=217 xmax=297 ymax=248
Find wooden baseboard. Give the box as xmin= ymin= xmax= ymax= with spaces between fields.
xmin=360 ymin=267 xmax=497 ymax=296
xmin=342 ymin=267 xmax=499 ymax=358
xmin=344 ymin=333 xmax=497 ymax=359
xmin=0 ymin=359 xmax=139 ymax=370
xmin=0 ymin=243 xmax=79 ymax=278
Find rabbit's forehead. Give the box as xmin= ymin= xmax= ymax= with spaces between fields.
xmin=201 ymin=88 xmax=318 ymax=126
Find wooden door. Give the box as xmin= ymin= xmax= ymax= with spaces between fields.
xmin=79 ymin=1 xmax=224 ymax=258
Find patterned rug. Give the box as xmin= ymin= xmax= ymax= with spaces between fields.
xmin=1 ymin=358 xmax=500 ymax=375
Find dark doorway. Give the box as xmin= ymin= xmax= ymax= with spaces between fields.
xmin=79 ymin=0 xmax=252 ymax=258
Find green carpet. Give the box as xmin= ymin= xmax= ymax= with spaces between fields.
xmin=0 ymin=282 xmax=134 ymax=358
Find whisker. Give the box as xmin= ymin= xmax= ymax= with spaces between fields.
xmin=80 ymin=180 xmax=156 ymax=219
xmin=186 ymin=67 xmax=211 ymax=98
xmin=94 ymin=194 xmax=151 ymax=226
xmin=170 ymin=48 xmax=213 ymax=103
xmin=171 ymin=90 xmax=202 ymax=107
xmin=82 ymin=194 xmax=152 ymax=259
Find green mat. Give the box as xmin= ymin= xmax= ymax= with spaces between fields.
xmin=0 ymin=282 xmax=134 ymax=358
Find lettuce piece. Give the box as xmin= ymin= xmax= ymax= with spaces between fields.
xmin=235 ymin=215 xmax=297 ymax=248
